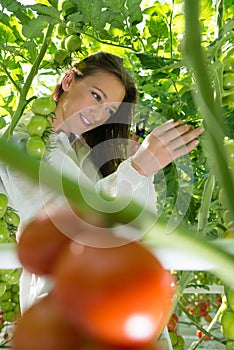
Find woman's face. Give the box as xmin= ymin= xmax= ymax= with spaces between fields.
xmin=53 ymin=70 xmax=126 ymax=135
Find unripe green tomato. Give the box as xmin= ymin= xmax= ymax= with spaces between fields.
xmin=4 ymin=311 xmax=17 ymax=323
xmin=222 ymin=94 xmax=234 ymax=109
xmin=224 ymin=57 xmax=234 ymax=73
xmin=31 ymin=97 xmax=56 ymax=116
xmin=223 ymin=73 xmax=234 ymax=90
xmin=66 ymin=20 xmax=78 ymax=35
xmin=1 ymin=269 xmax=22 ymax=285
xmin=27 ymin=115 xmax=48 ymax=137
xmin=173 ymin=345 xmax=183 ymax=350
xmin=54 ymin=49 xmax=70 ymax=66
xmin=4 ymin=209 xmax=20 ymax=228
xmin=1 ymin=301 xmax=15 ymax=312
xmin=169 ymin=331 xmax=177 ymax=346
xmin=221 ymin=310 xmax=234 ymax=340
xmin=0 ymin=193 xmax=8 ymax=219
xmin=55 ymin=23 xmax=67 ymax=38
xmin=65 ymin=34 xmax=82 ymax=52
xmin=0 ymin=282 xmax=6 ymax=298
xmin=177 ymin=335 xmax=185 ymax=347
xmin=0 ymin=219 xmax=9 ymax=242
xmin=224 ymin=139 xmax=234 ymax=169
xmin=226 ymin=339 xmax=234 ymax=350
xmin=26 ymin=136 xmax=46 ymax=159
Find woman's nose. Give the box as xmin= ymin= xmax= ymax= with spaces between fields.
xmin=89 ymin=105 xmax=107 ymax=122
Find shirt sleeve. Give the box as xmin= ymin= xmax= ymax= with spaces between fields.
xmin=96 ymin=158 xmax=157 ymax=214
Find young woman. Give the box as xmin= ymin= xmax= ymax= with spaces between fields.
xmin=0 ymin=52 xmax=203 ymax=314
xmin=46 ymin=51 xmax=203 ymax=213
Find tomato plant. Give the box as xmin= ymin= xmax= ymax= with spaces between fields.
xmin=53 ymin=237 xmax=176 ymax=346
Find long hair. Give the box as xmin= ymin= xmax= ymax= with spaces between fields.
xmin=52 ymin=52 xmax=138 ymax=177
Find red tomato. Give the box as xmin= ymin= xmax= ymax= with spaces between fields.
xmin=17 ymin=207 xmax=73 ymax=275
xmin=79 ymin=339 xmax=163 ymax=350
xmin=53 ymin=237 xmax=176 ymax=347
xmin=167 ymin=317 xmax=177 ymax=332
xmin=196 ymin=330 xmax=203 ymax=339
xmin=11 ymin=294 xmax=81 ymax=350
xmin=170 ymin=313 xmax=179 ymax=324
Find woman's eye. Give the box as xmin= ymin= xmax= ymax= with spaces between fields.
xmin=92 ymin=92 xmax=101 ymax=101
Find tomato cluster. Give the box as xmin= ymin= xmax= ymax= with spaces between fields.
xmin=167 ymin=313 xmax=185 ymax=350
xmin=185 ymin=295 xmax=213 ymax=322
xmin=0 ymin=193 xmax=21 ymax=345
xmin=24 ymin=96 xmax=56 ymax=159
xmin=13 ymin=206 xmax=177 ymax=350
xmin=53 ymin=16 xmax=83 ymax=67
xmin=0 ymin=193 xmax=20 ymax=244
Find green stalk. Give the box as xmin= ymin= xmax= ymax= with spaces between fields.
xmin=1 ymin=138 xmax=234 ymax=287
xmin=143 ymin=223 xmax=234 ymax=288
xmin=183 ymin=0 xmax=234 ymax=219
xmin=2 ymin=23 xmax=54 ymax=141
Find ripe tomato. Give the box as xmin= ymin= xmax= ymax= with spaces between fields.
xmin=53 ymin=237 xmax=176 ymax=346
xmin=221 ymin=309 xmax=234 ymax=340
xmin=26 ymin=135 xmax=45 ymax=159
xmin=79 ymin=339 xmax=163 ymax=350
xmin=65 ymin=34 xmax=82 ymax=52
xmin=167 ymin=317 xmax=177 ymax=332
xmin=27 ymin=115 xmax=48 ymax=137
xmin=31 ymin=96 xmax=56 ymax=116
xmin=11 ymin=294 xmax=81 ymax=350
xmin=17 ymin=207 xmax=73 ymax=275
xmin=0 ymin=193 xmax=8 ymax=219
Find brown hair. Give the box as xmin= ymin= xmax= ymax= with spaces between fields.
xmin=52 ymin=52 xmax=138 ymax=177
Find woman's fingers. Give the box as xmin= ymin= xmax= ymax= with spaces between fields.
xmin=131 ymin=120 xmax=204 ymax=176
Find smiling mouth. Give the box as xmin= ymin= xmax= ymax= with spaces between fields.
xmin=80 ymin=113 xmax=92 ymax=127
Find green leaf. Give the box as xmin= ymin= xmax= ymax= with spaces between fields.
xmin=22 ymin=15 xmax=50 ymax=38
xmin=26 ymin=4 xmax=60 ymax=21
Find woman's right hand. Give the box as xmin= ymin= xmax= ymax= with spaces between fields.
xmin=131 ymin=119 xmax=204 ymax=176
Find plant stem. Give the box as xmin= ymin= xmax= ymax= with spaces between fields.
xmin=183 ymin=0 xmax=234 ymax=221
xmin=2 ymin=23 xmax=54 ymax=141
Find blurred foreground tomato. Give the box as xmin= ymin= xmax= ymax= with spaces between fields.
xmin=53 ymin=237 xmax=176 ymax=347
xmin=17 ymin=204 xmax=124 ymax=275
xmin=17 ymin=207 xmax=73 ymax=275
xmin=11 ymin=294 xmax=81 ymax=350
